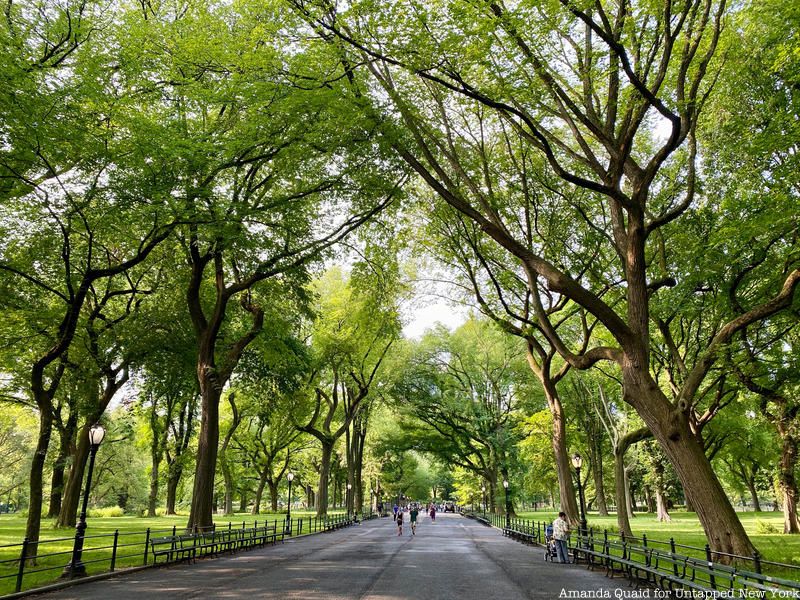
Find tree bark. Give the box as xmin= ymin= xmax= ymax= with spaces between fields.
xmin=47 ymin=409 xmax=77 ymax=518
xmin=57 ymin=425 xmax=92 ymax=528
xmin=614 ymin=449 xmax=633 ymax=537
xmin=779 ymin=434 xmax=800 ymax=533
xmin=316 ymin=440 xmax=334 ymax=517
xmin=148 ymin=452 xmax=160 ymax=518
xmin=25 ymin=407 xmax=53 ymax=555
xmin=526 ymin=352 xmax=579 ymax=526
xmin=655 ymin=487 xmax=672 ymax=522
xmin=187 ymin=373 xmax=221 ymax=529
xmin=644 ymin=485 xmax=655 ymax=513
xmin=654 ymin=462 xmax=671 ymax=522
xmin=592 ymin=447 xmax=609 ymax=516
xmin=165 ymin=468 xmax=181 ymax=515
xmin=165 ymin=394 xmax=195 ymax=515
xmin=746 ymin=480 xmax=761 ymax=513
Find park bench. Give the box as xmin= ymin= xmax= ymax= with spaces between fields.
xmin=664 ymin=556 xmax=737 ymax=596
xmin=150 ymin=535 xmax=196 ymax=564
xmin=268 ymin=522 xmax=285 ymax=544
xmin=571 ymin=534 xmax=609 ymax=570
xmin=737 ymin=568 xmax=800 ymax=596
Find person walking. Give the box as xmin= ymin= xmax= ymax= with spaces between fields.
xmin=553 ymin=512 xmax=571 ymax=564
xmin=396 ymin=507 xmax=404 ymax=536
xmin=410 ymin=504 xmax=419 ymax=535
xmin=429 ymin=504 xmax=436 ymax=522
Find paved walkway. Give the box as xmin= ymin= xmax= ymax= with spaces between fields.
xmin=34 ymin=513 xmax=628 ymax=599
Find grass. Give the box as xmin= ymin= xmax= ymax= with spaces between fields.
xmin=0 ymin=510 xmax=339 ymax=597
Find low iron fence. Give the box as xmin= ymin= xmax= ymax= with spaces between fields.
xmin=464 ymin=511 xmax=800 ymax=597
xmin=0 ymin=511 xmax=363 ymax=597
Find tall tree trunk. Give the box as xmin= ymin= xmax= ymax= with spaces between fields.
xmin=306 ymin=485 xmax=315 ymax=511
xmin=779 ymin=433 xmax=800 ymax=533
xmin=26 ymin=407 xmax=53 ymax=555
xmin=592 ymin=448 xmax=609 ymax=516
xmin=58 ymin=367 xmax=129 ymax=527
xmin=47 ymin=410 xmax=77 ymax=518
xmin=655 ymin=487 xmax=672 ymax=522
xmin=623 ymin=375 xmax=755 ymax=557
xmin=269 ymin=480 xmax=279 ymax=512
xmin=643 ymin=485 xmax=655 ymax=513
xmin=316 ymin=440 xmax=334 ymax=517
xmin=252 ymin=469 xmax=268 ymax=515
xmin=187 ymin=375 xmax=221 ymax=530
xmin=612 ymin=428 xmax=650 ymax=536
xmin=345 ymin=426 xmax=354 ymax=515
xmin=624 ymin=466 xmax=635 ymax=518
xmin=165 ymin=395 xmax=195 ymax=515
xmin=147 ymin=394 xmax=169 ymax=518
xmin=654 ymin=462 xmax=671 ymax=522
xmin=544 ymin=382 xmax=580 ymax=526
xmin=527 ymin=351 xmax=579 ymax=526
xmin=745 ymin=477 xmax=762 ymax=512
xmin=614 ymin=449 xmax=633 ymax=537
xmin=165 ymin=466 xmax=182 ymax=515
xmin=57 ymin=426 xmax=91 ymax=528
xmin=148 ymin=454 xmax=160 ymax=518
xmin=222 ymin=462 xmax=234 ymax=515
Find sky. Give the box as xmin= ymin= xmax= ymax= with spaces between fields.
xmin=401 ymin=298 xmax=470 ymax=339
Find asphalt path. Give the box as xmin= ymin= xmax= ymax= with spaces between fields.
xmin=33 ymin=513 xmax=630 ymax=600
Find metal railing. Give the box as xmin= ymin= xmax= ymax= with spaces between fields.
xmin=463 ymin=511 xmax=800 ymax=596
xmin=0 ymin=511 xmax=361 ymax=597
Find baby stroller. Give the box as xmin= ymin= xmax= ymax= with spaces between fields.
xmin=544 ymin=524 xmax=557 ymax=561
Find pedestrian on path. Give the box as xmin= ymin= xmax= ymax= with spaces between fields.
xmin=410 ymin=504 xmax=419 ymax=535
xmin=429 ymin=504 xmax=436 ymax=522
xmin=553 ymin=512 xmax=570 ymax=564
xmin=396 ymin=507 xmax=404 ymax=535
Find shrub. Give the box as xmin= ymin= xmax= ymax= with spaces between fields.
xmin=755 ymin=520 xmax=779 ymax=534
xmin=87 ymin=506 xmax=124 ymax=518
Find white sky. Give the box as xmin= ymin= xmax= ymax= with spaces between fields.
xmin=401 ymin=298 xmax=470 ymax=339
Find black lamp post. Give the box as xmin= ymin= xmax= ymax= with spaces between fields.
xmin=370 ymin=488 xmax=375 ymax=516
xmin=502 ymin=479 xmax=510 ymax=529
xmin=481 ymin=485 xmax=486 ymax=516
xmin=286 ymin=472 xmax=294 ymax=535
xmin=572 ymin=452 xmax=588 ymax=538
xmin=346 ymin=483 xmax=352 ymax=519
xmin=63 ymin=424 xmax=105 ymax=578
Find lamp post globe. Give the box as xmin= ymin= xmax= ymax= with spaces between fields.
xmin=481 ymin=485 xmax=486 ymax=516
xmin=571 ymin=453 xmax=588 ymax=539
xmin=346 ymin=483 xmax=353 ymax=519
xmin=63 ymin=424 xmax=105 ymax=578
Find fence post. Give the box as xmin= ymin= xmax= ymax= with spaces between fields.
xmin=172 ymin=525 xmax=177 ymax=537
xmin=15 ymin=537 xmax=28 ymax=593
xmin=705 ymin=544 xmax=716 ymax=590
xmin=753 ymin=549 xmax=762 ymax=575
xmin=670 ymin=538 xmax=679 ymax=576
xmin=110 ymin=530 xmax=119 ymax=571
xmin=143 ymin=528 xmax=151 ymax=566
xmin=642 ymin=533 xmax=648 ymax=548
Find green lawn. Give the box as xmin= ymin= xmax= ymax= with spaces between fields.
xmin=0 ymin=510 xmax=340 ymax=596
xmin=512 ymin=509 xmax=800 ymax=577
